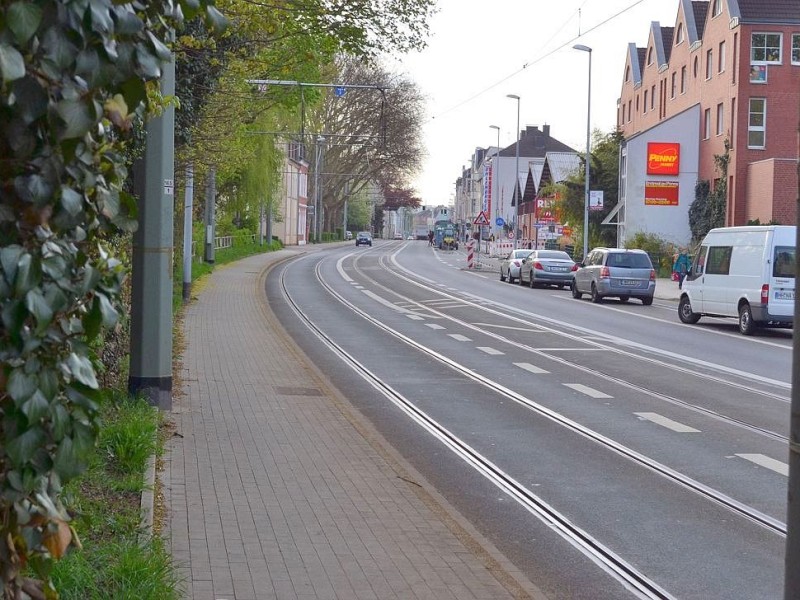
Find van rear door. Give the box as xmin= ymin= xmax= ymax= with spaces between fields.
xmin=769 ymin=243 xmax=795 ymax=319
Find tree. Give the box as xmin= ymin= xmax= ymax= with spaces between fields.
xmin=0 ymin=1 xmax=223 ymax=597
xmin=689 ymin=139 xmax=729 ymax=242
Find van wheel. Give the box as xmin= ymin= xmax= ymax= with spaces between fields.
xmin=678 ymin=296 xmax=701 ymax=323
xmin=619 ymin=296 xmax=630 ymax=303
xmin=590 ymin=283 xmax=603 ymax=303
xmin=571 ymin=281 xmax=582 ymax=299
xmin=641 ymin=296 xmax=653 ymax=306
xmin=738 ymin=303 xmax=757 ymax=335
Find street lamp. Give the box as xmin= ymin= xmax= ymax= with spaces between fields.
xmin=489 ymin=124 xmax=500 ymax=239
xmin=573 ymin=44 xmax=592 ymax=260
xmin=506 ymin=94 xmax=520 ymax=249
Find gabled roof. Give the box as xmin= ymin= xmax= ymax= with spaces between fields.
xmin=649 ymin=22 xmax=675 ymax=69
xmin=624 ymin=43 xmax=644 ymax=86
xmin=660 ymin=27 xmax=674 ymax=63
xmin=499 ymin=125 xmax=576 ymax=158
xmin=733 ymin=0 xmax=800 ymax=23
xmin=543 ymin=152 xmax=581 ymax=183
xmin=692 ymin=1 xmax=709 ymax=39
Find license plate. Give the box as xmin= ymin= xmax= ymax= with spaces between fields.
xmin=621 ymin=279 xmax=638 ymax=286
xmin=551 ymin=266 xmax=569 ymax=272
xmin=775 ymin=290 xmax=795 ymax=301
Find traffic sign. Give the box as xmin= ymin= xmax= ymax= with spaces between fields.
xmin=473 ymin=211 xmax=490 ymax=225
xmin=495 ymin=217 xmax=505 ymax=227
xmin=508 ymin=232 xmax=515 ymax=239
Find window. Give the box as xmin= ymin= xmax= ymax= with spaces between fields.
xmin=650 ymin=85 xmax=655 ymax=110
xmin=636 ymin=95 xmax=639 ymax=111
xmin=773 ymin=247 xmax=796 ymax=278
xmin=706 ymin=246 xmax=732 ymax=275
xmin=718 ymin=41 xmax=726 ymax=72
xmin=680 ymin=66 xmax=687 ymax=93
xmin=751 ymin=33 xmax=782 ymax=63
xmin=712 ymin=0 xmax=722 ymax=17
xmin=731 ymin=97 xmax=736 ymax=145
xmin=670 ymin=72 xmax=676 ymax=98
xmin=621 ymin=104 xmax=626 ymax=124
xmin=625 ymin=65 xmax=631 ymax=81
xmin=793 ymin=34 xmax=800 ymax=64
xmin=647 ymin=47 xmax=654 ymax=65
xmin=628 ymin=100 xmax=632 ymax=122
xmin=643 ymin=90 xmax=648 ymax=113
xmin=704 ymin=108 xmax=711 ymax=139
xmin=716 ymin=103 xmax=724 ymax=136
xmin=676 ymin=23 xmax=684 ymax=44
xmin=706 ymin=49 xmax=713 ymax=79
xmin=748 ymin=98 xmax=766 ymax=148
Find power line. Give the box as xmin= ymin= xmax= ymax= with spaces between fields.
xmin=430 ymin=0 xmax=647 ymax=121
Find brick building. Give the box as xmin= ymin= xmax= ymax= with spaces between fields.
xmin=611 ymin=0 xmax=799 ymax=246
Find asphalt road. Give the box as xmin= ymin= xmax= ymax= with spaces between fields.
xmin=267 ymin=239 xmax=793 ymax=599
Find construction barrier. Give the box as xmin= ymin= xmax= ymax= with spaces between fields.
xmin=466 ymin=240 xmax=475 ymax=269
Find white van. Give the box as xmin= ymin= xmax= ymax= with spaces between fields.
xmin=678 ymin=225 xmax=795 ymax=335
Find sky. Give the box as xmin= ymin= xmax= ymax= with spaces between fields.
xmin=387 ymin=0 xmax=682 ymax=205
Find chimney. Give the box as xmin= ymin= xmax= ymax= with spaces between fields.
xmin=543 ymin=124 xmax=550 ymax=138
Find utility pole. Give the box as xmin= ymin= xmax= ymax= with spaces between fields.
xmin=182 ymin=163 xmax=193 ymax=303
xmin=204 ymin=166 xmax=216 ymax=263
xmin=128 ymin=56 xmax=175 ymax=410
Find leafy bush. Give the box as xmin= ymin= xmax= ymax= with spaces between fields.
xmin=625 ymin=232 xmax=673 ymax=277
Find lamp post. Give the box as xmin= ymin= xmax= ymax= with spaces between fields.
xmin=506 ymin=94 xmax=520 ymax=249
xmin=489 ymin=125 xmax=500 ymax=239
xmin=573 ymin=44 xmax=592 ymax=260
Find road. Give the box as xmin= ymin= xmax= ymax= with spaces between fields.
xmin=266 ymin=239 xmax=792 ymax=599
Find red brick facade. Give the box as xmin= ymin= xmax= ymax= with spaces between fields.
xmin=617 ymin=0 xmax=799 ymax=227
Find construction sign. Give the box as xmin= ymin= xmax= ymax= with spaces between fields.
xmin=473 ymin=211 xmax=490 ymax=225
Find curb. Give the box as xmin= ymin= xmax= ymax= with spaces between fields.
xmin=139 ymin=452 xmax=156 ymax=545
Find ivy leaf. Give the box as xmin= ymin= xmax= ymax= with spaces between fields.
xmin=147 ymin=31 xmax=171 ymax=61
xmin=12 ymin=76 xmax=49 ymax=125
xmin=0 ymin=246 xmax=23 ymax=285
xmin=25 ymin=288 xmax=54 ymax=334
xmin=7 ymin=369 xmax=37 ymax=403
xmin=60 ymin=186 xmax=83 ymax=216
xmin=135 ymin=45 xmax=161 ymax=78
xmin=21 ymin=390 xmax=49 ymax=424
xmin=97 ymin=291 xmax=118 ymax=328
xmin=83 ymin=297 xmax=102 ymax=341
xmin=6 ymin=427 xmax=45 ymax=466
xmin=205 ymin=5 xmax=228 ymax=34
xmin=14 ymin=252 xmax=39 ymax=297
xmin=56 ymin=98 xmax=94 ymax=140
xmin=66 ymin=353 xmax=98 ymax=389
xmin=53 ymin=437 xmax=83 ymax=480
xmin=0 ymin=42 xmax=25 ymax=83
xmin=8 ymin=2 xmax=43 ymax=46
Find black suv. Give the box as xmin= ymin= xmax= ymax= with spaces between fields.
xmin=355 ymin=231 xmax=372 ymax=247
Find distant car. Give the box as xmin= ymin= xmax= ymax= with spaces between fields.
xmin=393 ymin=233 xmax=403 ymax=240
xmin=406 ymin=235 xmax=414 ymax=240
xmin=499 ymin=249 xmax=534 ymax=284
xmin=355 ymin=231 xmax=372 ymax=247
xmin=345 ymin=230 xmax=353 ymax=240
xmin=571 ymin=247 xmax=655 ymax=305
xmin=520 ymin=250 xmax=577 ymax=288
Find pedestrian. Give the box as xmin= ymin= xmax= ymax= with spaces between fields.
xmin=428 ymin=230 xmax=434 ymax=247
xmin=673 ymin=249 xmax=691 ymax=289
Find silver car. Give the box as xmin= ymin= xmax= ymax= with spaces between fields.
xmin=520 ymin=250 xmax=577 ymax=288
xmin=571 ymin=248 xmax=656 ymax=305
xmin=499 ymin=249 xmax=533 ymax=284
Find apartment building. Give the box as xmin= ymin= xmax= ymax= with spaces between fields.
xmin=613 ymin=0 xmax=799 ymax=246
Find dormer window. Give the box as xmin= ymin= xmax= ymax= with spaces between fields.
xmin=676 ymin=23 xmax=684 ymax=44
xmin=712 ymin=0 xmax=721 ymax=17
xmin=647 ymin=47 xmax=654 ymax=65
xmin=625 ymin=65 xmax=631 ymax=82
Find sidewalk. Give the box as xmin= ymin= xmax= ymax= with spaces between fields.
xmin=163 ymin=248 xmax=545 ymax=600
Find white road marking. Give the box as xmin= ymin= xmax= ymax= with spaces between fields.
xmin=477 ymin=346 xmax=504 ymax=356
xmin=472 ymin=322 xmax=545 ymax=332
xmin=406 ymin=314 xmax=424 ymax=320
xmin=448 ymin=334 xmax=472 ymax=342
xmin=736 ymin=454 xmax=788 ymax=476
xmin=563 ymin=383 xmax=613 ymax=399
xmin=634 ymin=412 xmax=700 ymax=433
xmin=514 ymin=362 xmax=550 ymax=374
xmin=425 ymin=323 xmax=445 ymax=330
xmin=361 ymin=289 xmax=412 ymax=313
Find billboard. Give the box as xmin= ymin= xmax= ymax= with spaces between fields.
xmin=647 ymin=142 xmax=680 ymax=175
xmin=644 ymin=181 xmax=679 ymax=206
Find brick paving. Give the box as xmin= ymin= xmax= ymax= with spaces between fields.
xmin=163 ymin=248 xmax=545 ymax=600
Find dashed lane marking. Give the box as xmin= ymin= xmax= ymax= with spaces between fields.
xmin=448 ymin=334 xmax=472 ymax=342
xmin=563 ymin=383 xmax=613 ymax=399
xmin=425 ymin=323 xmax=446 ymax=330
xmin=477 ymin=346 xmax=504 ymax=356
xmin=514 ymin=362 xmax=550 ymax=374
xmin=735 ymin=454 xmax=788 ymax=476
xmin=635 ymin=412 xmax=700 ymax=433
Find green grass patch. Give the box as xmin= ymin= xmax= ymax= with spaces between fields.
xmin=51 ymin=392 xmax=180 ymax=599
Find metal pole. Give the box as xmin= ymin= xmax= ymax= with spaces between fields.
xmin=574 ymin=44 xmax=592 ymax=259
xmin=182 ymin=163 xmax=193 ymax=303
xmin=314 ymin=136 xmax=324 ymax=242
xmin=128 ymin=54 xmax=175 ymax=410
xmin=507 ymin=94 xmax=521 ymax=250
xmin=784 ymin=96 xmax=800 ymax=599
xmin=203 ymin=166 xmax=216 ymax=263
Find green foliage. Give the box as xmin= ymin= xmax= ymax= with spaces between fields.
xmin=52 ymin=392 xmax=177 ymax=599
xmin=689 ymin=140 xmax=729 ymax=242
xmin=0 ymin=0 xmax=224 ymax=595
xmin=625 ymin=231 xmax=673 ymax=277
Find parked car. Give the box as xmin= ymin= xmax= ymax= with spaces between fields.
xmin=571 ymin=248 xmax=655 ymax=305
xmin=355 ymin=231 xmax=372 ymax=247
xmin=678 ymin=225 xmax=795 ymax=335
xmin=499 ymin=249 xmax=534 ymax=284
xmin=520 ymin=250 xmax=577 ymax=288
xmin=393 ymin=232 xmax=403 ymax=240
xmin=345 ymin=230 xmax=353 ymax=240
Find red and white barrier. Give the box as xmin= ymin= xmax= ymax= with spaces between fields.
xmin=466 ymin=240 xmax=475 ymax=269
